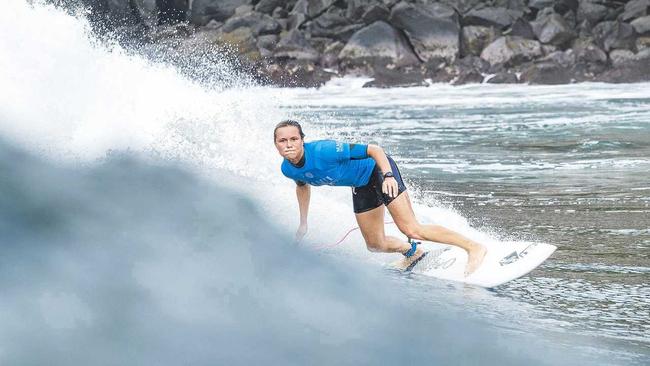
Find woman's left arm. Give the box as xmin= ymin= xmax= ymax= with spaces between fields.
xmin=367 ymin=144 xmax=399 ymax=198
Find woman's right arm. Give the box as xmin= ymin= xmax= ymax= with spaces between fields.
xmin=295 ymin=184 xmax=310 ymax=242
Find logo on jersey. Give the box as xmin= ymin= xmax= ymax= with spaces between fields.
xmin=335 ymin=142 xmax=344 ymax=153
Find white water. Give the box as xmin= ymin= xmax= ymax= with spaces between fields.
xmin=0 ymin=0 xmax=494 ymax=259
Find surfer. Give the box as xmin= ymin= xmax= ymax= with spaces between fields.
xmin=274 ymin=120 xmax=486 ymax=275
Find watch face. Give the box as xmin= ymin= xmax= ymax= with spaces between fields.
xmin=384 ymin=172 xmax=394 ymax=178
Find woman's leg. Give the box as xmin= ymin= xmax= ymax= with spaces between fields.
xmin=354 ymin=204 xmax=410 ymax=254
xmin=386 ymin=191 xmax=487 ymax=275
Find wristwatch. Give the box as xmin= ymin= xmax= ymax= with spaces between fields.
xmin=383 ymin=171 xmax=394 ymax=179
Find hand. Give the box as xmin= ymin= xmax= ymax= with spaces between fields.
xmin=382 ymin=177 xmax=398 ymax=198
xmin=295 ymin=223 xmax=308 ymax=243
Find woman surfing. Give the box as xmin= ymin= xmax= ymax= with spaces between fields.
xmin=274 ymin=120 xmax=486 ymax=275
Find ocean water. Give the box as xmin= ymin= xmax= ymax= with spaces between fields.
xmin=1 ymin=1 xmax=648 ymax=365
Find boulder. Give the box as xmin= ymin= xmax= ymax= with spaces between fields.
xmin=363 ymin=66 xmax=427 ymax=88
xmin=637 ymin=36 xmax=650 ymax=50
xmin=216 ymin=27 xmax=261 ymax=61
xmin=521 ymin=62 xmax=572 ymax=84
xmin=531 ymin=12 xmax=576 ymax=45
xmin=463 ymin=7 xmax=521 ymax=29
xmin=291 ymin=0 xmax=337 ymax=19
xmin=389 ymin=1 xmax=460 ymax=63
xmin=572 ymin=37 xmax=607 ymax=64
xmin=461 ymin=26 xmax=501 ymax=57
xmin=540 ymin=49 xmax=576 ymax=67
xmin=438 ymin=0 xmax=484 ymax=14
xmin=255 ymin=0 xmax=283 ymax=14
xmin=480 ymin=36 xmax=543 ymax=66
xmin=528 ymin=0 xmax=555 ymax=11
xmin=631 ymin=15 xmax=650 ymax=34
xmin=577 ymin=0 xmax=608 ymax=25
xmin=508 ymin=18 xmax=536 ymax=39
xmin=486 ymin=72 xmax=519 ymax=83
xmin=132 ymin=0 xmax=158 ymax=28
xmin=339 ymin=21 xmax=421 ymax=67
xmin=362 ymin=4 xmax=391 ymax=24
xmin=592 ymin=21 xmax=636 ymax=51
xmin=221 ymin=12 xmax=282 ymax=35
xmin=273 ymin=29 xmax=320 ymax=61
xmin=597 ymin=58 xmax=650 ymax=82
xmin=307 ymin=22 xmax=365 ymax=42
xmin=190 ymin=0 xmax=251 ymax=26
xmin=620 ymin=0 xmax=650 ymax=22
xmin=609 ymin=49 xmax=637 ymax=67
xmin=257 ymin=34 xmax=279 ymax=51
xmin=452 ymin=69 xmax=484 ymax=85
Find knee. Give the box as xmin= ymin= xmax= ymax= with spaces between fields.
xmin=365 ymin=240 xmax=384 ymax=252
xmin=398 ymin=223 xmax=422 ymax=240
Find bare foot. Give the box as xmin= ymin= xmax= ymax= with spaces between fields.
xmin=465 ymin=245 xmax=487 ymax=276
xmin=392 ymin=248 xmax=426 ymax=271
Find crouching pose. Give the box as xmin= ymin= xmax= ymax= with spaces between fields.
xmin=274 ymin=120 xmax=486 ymax=274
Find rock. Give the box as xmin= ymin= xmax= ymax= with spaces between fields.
xmin=438 ymin=0 xmax=484 ymax=14
xmin=273 ymin=29 xmax=320 ymax=61
xmin=132 ymin=0 xmax=158 ymax=28
xmin=521 ymin=62 xmax=572 ymax=84
xmin=592 ymin=21 xmax=636 ymax=51
xmin=255 ymin=0 xmax=282 ymax=14
xmin=216 ymin=27 xmax=261 ymax=61
xmin=461 ymin=26 xmax=501 ymax=57
xmin=597 ymin=58 xmax=650 ymax=82
xmin=235 ymin=5 xmax=254 ymax=15
xmin=307 ymin=22 xmax=365 ymax=42
xmin=313 ymin=7 xmax=349 ymax=29
xmin=222 ymin=12 xmax=282 ymax=35
xmin=346 ymin=0 xmax=372 ymax=20
xmin=631 ymin=15 xmax=650 ymax=34
xmin=577 ymin=0 xmax=608 ymax=25
xmin=572 ymin=37 xmax=607 ymax=64
xmin=339 ymin=21 xmax=421 ymax=67
xmin=363 ymin=66 xmax=427 ymax=88
xmin=452 ymin=69 xmax=484 ymax=85
xmin=508 ymin=18 xmax=536 ymax=39
xmin=272 ymin=7 xmax=288 ymax=18
xmin=263 ymin=60 xmax=334 ymax=87
xmin=609 ymin=49 xmax=636 ymax=67
xmin=540 ymin=49 xmax=575 ymax=67
xmin=637 ymin=36 xmax=650 ymax=50
xmin=463 ymin=7 xmax=521 ymax=29
xmin=456 ymin=55 xmax=491 ymax=73
xmin=257 ymin=34 xmax=279 ymax=50
xmin=486 ymin=72 xmax=519 ymax=83
xmin=190 ymin=0 xmax=251 ymax=26
xmin=362 ymin=4 xmax=391 ymax=24
xmin=287 ymin=12 xmax=307 ymax=29
xmin=620 ymin=0 xmax=650 ymax=22
xmin=529 ymin=0 xmax=555 ymax=11
xmin=389 ymin=1 xmax=460 ymax=63
xmin=291 ymin=0 xmax=336 ymax=19
xmin=531 ymin=12 xmax=576 ymax=45
xmin=553 ymin=0 xmax=579 ymax=15
xmin=542 ymin=44 xmax=558 ymax=54
xmin=480 ymin=36 xmax=543 ymax=66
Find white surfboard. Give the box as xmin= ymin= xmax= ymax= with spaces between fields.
xmin=386 ymin=224 xmax=556 ymax=288
xmin=328 ymin=222 xmax=556 ymax=288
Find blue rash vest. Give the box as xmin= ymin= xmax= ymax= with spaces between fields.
xmin=281 ymin=140 xmax=376 ymax=187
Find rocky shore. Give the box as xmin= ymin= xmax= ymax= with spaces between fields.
xmin=64 ymin=0 xmax=650 ymax=87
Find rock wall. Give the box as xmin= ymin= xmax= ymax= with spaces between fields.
xmin=69 ymin=0 xmax=650 ymax=87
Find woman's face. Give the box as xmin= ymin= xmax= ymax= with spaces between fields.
xmin=274 ymin=126 xmax=304 ymax=163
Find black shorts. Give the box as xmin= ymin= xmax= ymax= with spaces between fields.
xmin=352 ymin=156 xmax=407 ymax=214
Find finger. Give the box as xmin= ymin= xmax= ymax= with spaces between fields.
xmin=391 ymin=183 xmax=396 ymax=198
